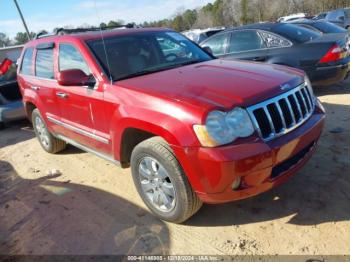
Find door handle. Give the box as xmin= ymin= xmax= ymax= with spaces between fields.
xmin=56 ymin=92 xmax=68 ymax=98
xmin=31 ymin=86 xmax=40 ymax=91
xmin=253 ymin=56 xmax=266 ymax=62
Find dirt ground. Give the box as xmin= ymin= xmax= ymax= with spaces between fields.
xmin=0 ymin=80 xmax=350 ymax=256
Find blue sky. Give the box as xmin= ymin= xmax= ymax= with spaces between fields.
xmin=0 ymin=0 xmax=215 ymax=38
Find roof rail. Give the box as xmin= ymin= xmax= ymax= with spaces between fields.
xmin=35 ymin=23 xmax=138 ymax=39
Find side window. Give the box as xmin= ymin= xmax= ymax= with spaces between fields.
xmin=228 ymin=30 xmax=265 ymax=53
xmin=59 ymin=44 xmax=90 ymax=75
xmin=260 ymin=31 xmax=291 ymax=48
xmin=35 ymin=49 xmax=54 ymax=79
xmin=20 ymin=48 xmax=34 ymax=76
xmin=327 ymin=10 xmax=344 ymax=20
xmin=202 ymin=33 xmax=228 ymax=56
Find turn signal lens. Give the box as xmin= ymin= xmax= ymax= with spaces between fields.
xmin=193 ymin=125 xmax=220 ymax=147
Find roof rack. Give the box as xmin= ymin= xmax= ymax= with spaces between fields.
xmin=35 ymin=23 xmax=138 ymax=39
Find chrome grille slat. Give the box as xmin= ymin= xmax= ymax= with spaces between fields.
xmin=275 ymin=101 xmax=287 ymax=129
xmin=292 ymin=93 xmax=303 ymax=120
xmin=284 ymin=98 xmax=296 ymax=125
xmin=247 ymin=83 xmax=315 ymax=141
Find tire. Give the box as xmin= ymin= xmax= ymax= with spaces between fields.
xmin=131 ymin=137 xmax=202 ymax=223
xmin=0 ymin=122 xmax=5 ymax=130
xmin=32 ymin=109 xmax=66 ymax=154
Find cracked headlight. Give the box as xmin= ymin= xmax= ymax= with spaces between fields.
xmin=194 ymin=107 xmax=255 ymax=147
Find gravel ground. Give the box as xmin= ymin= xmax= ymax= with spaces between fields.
xmin=0 ymin=80 xmax=349 ymax=256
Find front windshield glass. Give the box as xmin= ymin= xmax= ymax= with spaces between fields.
xmin=86 ymin=31 xmax=213 ymax=81
xmin=273 ymin=24 xmax=321 ymax=43
xmin=313 ymin=22 xmax=346 ymax=33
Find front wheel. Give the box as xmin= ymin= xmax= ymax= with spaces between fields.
xmin=32 ymin=109 xmax=66 ymax=154
xmin=131 ymin=137 xmax=202 ymax=223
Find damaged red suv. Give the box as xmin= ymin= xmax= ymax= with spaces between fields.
xmin=17 ymin=28 xmax=325 ymax=223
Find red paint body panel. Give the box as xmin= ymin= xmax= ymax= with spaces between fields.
xmin=17 ymin=28 xmax=325 ymax=204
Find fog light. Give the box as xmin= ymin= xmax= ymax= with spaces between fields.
xmin=231 ymin=177 xmax=241 ymax=190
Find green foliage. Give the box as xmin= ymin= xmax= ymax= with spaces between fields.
xmin=14 ymin=31 xmax=36 ymax=45
xmin=0 ymin=32 xmax=11 ymax=47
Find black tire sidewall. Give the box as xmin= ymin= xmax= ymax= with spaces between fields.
xmin=131 ymin=143 xmax=189 ymax=222
xmin=32 ymin=109 xmax=54 ymax=153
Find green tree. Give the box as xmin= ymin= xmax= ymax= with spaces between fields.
xmin=107 ymin=20 xmax=124 ymax=28
xmin=14 ymin=32 xmax=36 ymax=45
xmin=0 ymin=32 xmax=11 ymax=47
xmin=240 ymin=0 xmax=249 ymax=24
xmin=172 ymin=15 xmax=185 ymax=31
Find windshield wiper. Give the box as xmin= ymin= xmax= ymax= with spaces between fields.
xmin=115 ymin=60 xmax=207 ymax=81
xmin=116 ymin=69 xmax=160 ymax=81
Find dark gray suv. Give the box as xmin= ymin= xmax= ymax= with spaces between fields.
xmin=323 ymin=8 xmax=350 ymax=29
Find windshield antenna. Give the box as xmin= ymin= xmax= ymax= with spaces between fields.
xmin=93 ymin=0 xmax=113 ymax=84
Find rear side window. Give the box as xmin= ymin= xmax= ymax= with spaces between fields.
xmin=229 ymin=30 xmax=266 ymax=53
xmin=20 ymin=48 xmax=34 ymax=75
xmin=260 ymin=31 xmax=292 ymax=48
xmin=35 ymin=49 xmax=54 ymax=79
xmin=59 ymin=44 xmax=90 ymax=75
xmin=202 ymin=33 xmax=228 ymax=56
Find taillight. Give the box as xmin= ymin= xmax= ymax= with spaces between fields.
xmin=319 ymin=44 xmax=342 ymax=63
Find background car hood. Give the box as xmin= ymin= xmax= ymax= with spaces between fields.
xmin=117 ymin=59 xmax=304 ymax=110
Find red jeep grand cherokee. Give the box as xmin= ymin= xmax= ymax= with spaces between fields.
xmin=17 ymin=28 xmax=325 ymax=223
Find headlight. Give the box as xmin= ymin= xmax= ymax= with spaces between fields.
xmin=193 ymin=107 xmax=255 ymax=147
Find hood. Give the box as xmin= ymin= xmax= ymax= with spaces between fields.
xmin=117 ymin=59 xmax=304 ymax=110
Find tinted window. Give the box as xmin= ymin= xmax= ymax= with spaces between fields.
xmin=202 ymin=33 xmax=227 ymax=56
xmin=20 ymin=48 xmax=33 ymax=75
xmin=327 ymin=10 xmax=345 ymax=20
xmin=59 ymin=44 xmax=90 ymax=75
xmin=229 ymin=30 xmax=265 ymax=52
xmin=260 ymin=31 xmax=291 ymax=48
xmin=273 ymin=24 xmax=321 ymax=43
xmin=87 ymin=31 xmax=212 ymax=81
xmin=35 ymin=49 xmax=54 ymax=79
xmin=313 ymin=22 xmax=346 ymax=33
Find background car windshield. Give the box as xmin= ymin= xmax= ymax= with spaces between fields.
xmin=273 ymin=24 xmax=321 ymax=43
xmin=313 ymin=22 xmax=346 ymax=33
xmin=87 ymin=31 xmax=212 ymax=81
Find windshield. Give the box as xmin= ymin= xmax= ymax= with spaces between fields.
xmin=86 ymin=31 xmax=213 ymax=81
xmin=313 ymin=21 xmax=347 ymax=33
xmin=273 ymin=24 xmax=321 ymax=43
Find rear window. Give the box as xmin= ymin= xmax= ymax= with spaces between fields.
xmin=35 ymin=49 xmax=54 ymax=79
xmin=273 ymin=24 xmax=321 ymax=43
xmin=313 ymin=22 xmax=346 ymax=33
xmin=20 ymin=48 xmax=34 ymax=76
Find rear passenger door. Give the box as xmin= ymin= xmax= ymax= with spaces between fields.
xmin=222 ymin=30 xmax=268 ymax=62
xmin=23 ymin=44 xmax=63 ymax=134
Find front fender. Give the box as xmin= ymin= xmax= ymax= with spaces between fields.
xmin=110 ymin=104 xmax=200 ymax=161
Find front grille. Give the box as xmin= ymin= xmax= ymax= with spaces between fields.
xmin=247 ymin=83 xmax=315 ymax=141
xmin=271 ymin=141 xmax=315 ymax=179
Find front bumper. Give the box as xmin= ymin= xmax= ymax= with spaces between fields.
xmin=0 ymin=101 xmax=26 ymax=123
xmin=173 ymin=101 xmax=325 ymax=204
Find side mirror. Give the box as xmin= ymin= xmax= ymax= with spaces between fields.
xmin=57 ymin=69 xmax=96 ymax=88
xmin=202 ymin=46 xmax=213 ymax=55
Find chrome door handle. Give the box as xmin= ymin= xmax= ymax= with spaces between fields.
xmin=31 ymin=86 xmax=40 ymax=91
xmin=56 ymin=92 xmax=68 ymax=98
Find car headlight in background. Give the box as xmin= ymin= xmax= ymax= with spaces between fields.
xmin=193 ymin=107 xmax=255 ymax=147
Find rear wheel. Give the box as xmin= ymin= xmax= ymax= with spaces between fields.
xmin=32 ymin=109 xmax=66 ymax=153
xmin=131 ymin=137 xmax=202 ymax=223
